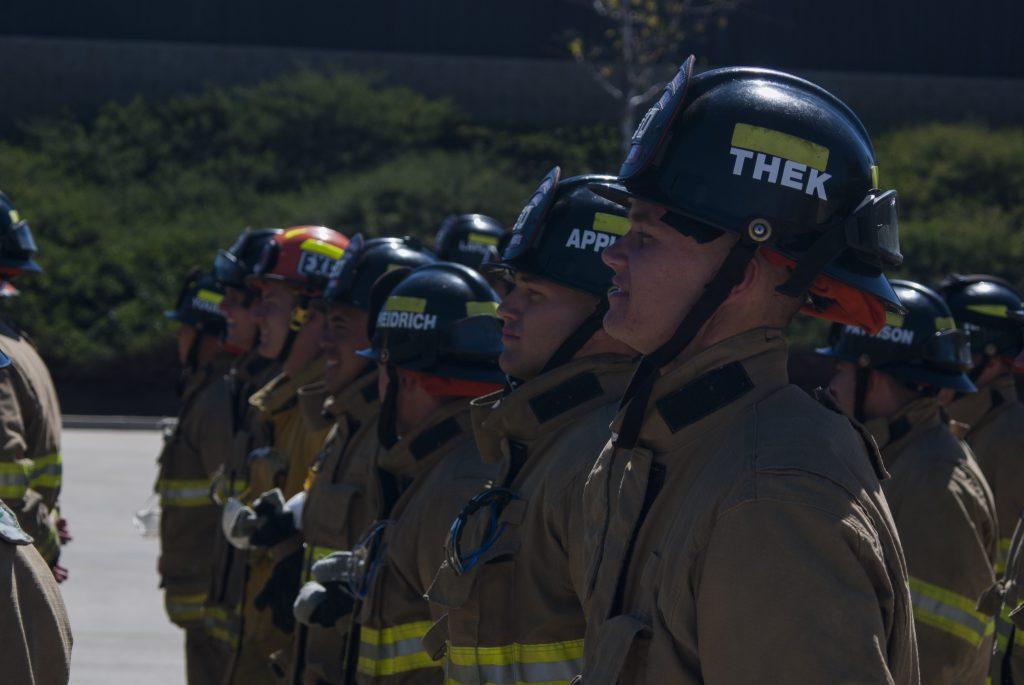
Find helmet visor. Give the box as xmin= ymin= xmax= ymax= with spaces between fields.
xmin=503 ymin=167 xmax=561 ymax=262
xmin=620 ymin=55 xmax=696 ymax=181
xmin=847 ymin=190 xmax=902 ymax=267
xmin=9 ymin=222 xmax=37 ymax=253
xmin=922 ymin=329 xmax=972 ymax=372
xmin=214 ymin=249 xmax=246 ymax=287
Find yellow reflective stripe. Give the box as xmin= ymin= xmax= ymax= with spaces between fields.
xmin=967 ymin=304 xmax=1011 ymax=318
xmin=158 ymin=478 xmax=214 ymax=507
xmin=468 ymin=234 xmax=499 ymax=246
xmin=466 ymin=301 xmax=499 ymax=317
xmin=446 ymin=639 xmax=584 ymax=685
xmin=202 ymin=605 xmax=239 ymax=645
xmin=909 ymin=576 xmax=994 ymax=647
xmin=300 ymin=239 xmax=345 ymax=260
xmin=886 ymin=311 xmax=906 ymax=328
xmin=934 ymin=316 xmax=956 ymax=331
xmin=29 ymin=453 xmax=62 ymax=491
xmin=731 ymin=122 xmax=830 ymax=170
xmin=166 ymin=592 xmax=207 ymax=622
xmin=593 ymin=212 xmax=630 ymax=236
xmin=385 ymin=296 xmax=427 ymax=313
xmin=357 ymin=621 xmax=438 ymax=677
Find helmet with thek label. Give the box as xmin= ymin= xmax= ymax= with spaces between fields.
xmin=434 ymin=214 xmax=506 ymax=268
xmin=589 ymin=56 xmax=905 ymax=449
xmin=320 ymin=234 xmax=436 ymax=312
xmin=938 ymin=274 xmax=1024 ymax=363
xmin=0 ymin=191 xmax=41 ymax=275
xmin=818 ymin=279 xmax=974 ymax=396
xmin=215 ymin=228 xmax=283 ymax=290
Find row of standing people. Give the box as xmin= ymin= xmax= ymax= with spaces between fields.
xmin=155 ymin=56 xmax=1024 ymax=685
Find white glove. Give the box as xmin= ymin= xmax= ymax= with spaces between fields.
xmin=292 ymin=581 xmax=327 ymax=626
xmin=285 ymin=491 xmax=307 ymax=532
xmin=221 ymin=497 xmax=258 ymax=549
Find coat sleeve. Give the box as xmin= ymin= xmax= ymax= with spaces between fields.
xmin=891 ymin=469 xmax=996 ymax=684
xmin=694 ymin=494 xmax=902 ymax=684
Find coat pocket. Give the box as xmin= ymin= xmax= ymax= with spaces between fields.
xmin=303 ymin=481 xmax=367 ymax=551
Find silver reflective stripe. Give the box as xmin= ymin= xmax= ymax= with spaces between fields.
xmin=447 ymin=658 xmax=582 ymax=685
xmin=361 ymin=635 xmax=428 ymax=661
xmin=910 ymin=585 xmax=991 ymax=642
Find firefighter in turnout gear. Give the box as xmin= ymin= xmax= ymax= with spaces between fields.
xmin=424 ymin=171 xmax=638 ymax=683
xmin=1 ymin=497 xmax=72 ymax=684
xmin=300 ymin=262 xmax=504 ymax=684
xmin=939 ymin=274 xmax=1024 ymax=570
xmin=158 ymin=268 xmax=235 ymax=684
xmin=205 ymin=228 xmax=283 ymax=654
xmin=579 ymin=56 xmax=918 ymax=683
xmin=820 ymin=279 xmax=997 ymax=684
xmin=222 ymin=226 xmax=348 ymax=684
xmin=287 ymin=235 xmax=435 ymax=685
xmin=937 ymin=274 xmax=1024 ymax=682
xmin=0 ymin=191 xmax=68 ymax=581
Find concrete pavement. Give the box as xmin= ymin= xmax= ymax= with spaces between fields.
xmin=59 ymin=428 xmax=185 ymax=685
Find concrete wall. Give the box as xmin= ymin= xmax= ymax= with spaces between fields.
xmin=2 ymin=35 xmax=1023 ymax=131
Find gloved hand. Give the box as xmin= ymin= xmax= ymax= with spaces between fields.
xmin=292 ymin=580 xmax=354 ymax=628
xmin=56 ymin=517 xmax=72 ymax=545
xmin=254 ymin=547 xmax=304 ymax=634
xmin=222 ymin=497 xmax=259 ymax=550
xmin=249 ymin=489 xmax=301 ymax=548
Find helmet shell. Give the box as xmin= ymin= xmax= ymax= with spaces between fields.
xmin=939 ymin=274 xmax=1024 ymax=358
xmin=0 ymin=191 xmax=41 ymax=274
xmin=250 ymin=226 xmax=349 ymax=295
xmin=321 ymin=234 xmax=436 ymax=311
xmin=215 ymin=228 xmax=283 ymax=289
xmin=358 ymin=262 xmax=503 ymax=383
xmin=817 ymin=280 xmax=975 ymax=392
xmin=592 ymin=59 xmax=903 ymax=319
xmin=434 ymin=214 xmax=506 ymax=268
xmin=166 ymin=270 xmax=228 ymax=337
xmin=496 ymin=170 xmax=627 ymax=297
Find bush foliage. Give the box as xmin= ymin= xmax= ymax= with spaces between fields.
xmin=0 ymin=70 xmax=1020 ymax=376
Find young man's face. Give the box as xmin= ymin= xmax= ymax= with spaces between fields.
xmin=251 ymin=281 xmax=298 ymax=359
xmin=320 ymin=303 xmax=370 ymax=394
xmin=220 ymin=286 xmax=258 ymax=351
xmin=497 ymin=272 xmax=598 ymax=380
xmin=602 ymin=200 xmax=731 ymax=354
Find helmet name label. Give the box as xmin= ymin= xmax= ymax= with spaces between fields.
xmin=298 ymin=251 xmax=339 ymax=278
xmin=565 ymin=228 xmax=618 ymax=253
xmin=844 ymin=323 xmax=915 ymax=345
xmin=730 ymin=148 xmax=831 ymax=200
xmin=376 ymin=311 xmax=438 ymax=331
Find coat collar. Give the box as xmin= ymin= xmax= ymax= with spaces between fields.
xmin=616 ymin=328 xmax=790 ymax=453
xmin=472 ymin=353 xmax=636 ymax=466
xmin=864 ymin=395 xmax=944 ymax=462
xmin=249 ymin=356 xmax=326 ymax=417
xmin=377 ymin=398 xmax=474 ymax=481
xmin=946 ymin=374 xmax=1018 ymax=436
xmin=323 ymin=368 xmax=380 ymax=429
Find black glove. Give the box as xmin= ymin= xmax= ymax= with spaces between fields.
xmin=254 ymin=548 xmax=303 ymax=634
xmin=250 ymin=489 xmax=298 ymax=548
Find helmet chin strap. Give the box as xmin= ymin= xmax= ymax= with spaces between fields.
xmin=377 ymin=364 xmax=400 ymax=449
xmin=276 ymin=295 xmax=311 ymax=365
xmin=615 ymin=236 xmax=759 ymax=450
xmin=538 ymin=298 xmax=610 ymax=376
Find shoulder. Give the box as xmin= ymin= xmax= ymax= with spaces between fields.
xmin=746 ymin=386 xmax=883 ymax=503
